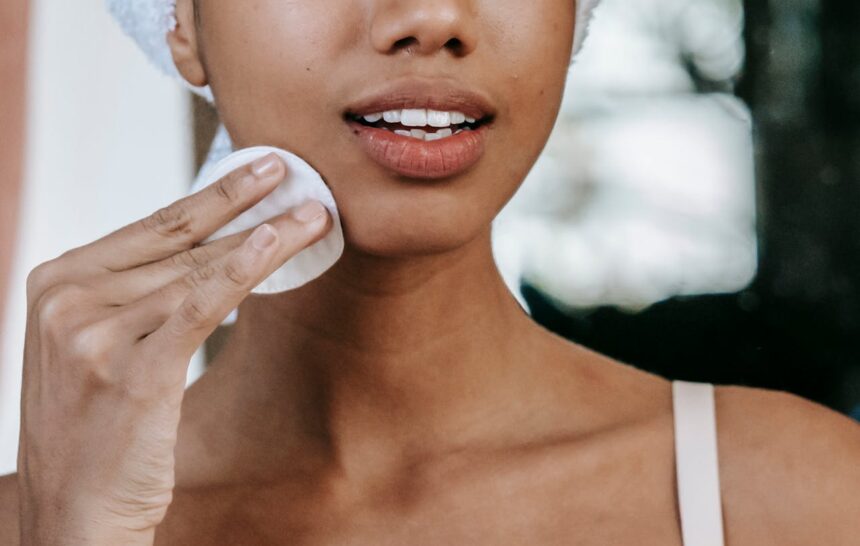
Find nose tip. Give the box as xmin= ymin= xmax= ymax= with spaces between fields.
xmin=371 ymin=1 xmax=478 ymax=57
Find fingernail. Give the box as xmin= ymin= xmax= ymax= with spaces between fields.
xmin=250 ymin=224 xmax=277 ymax=250
xmin=251 ymin=153 xmax=281 ymax=178
xmin=292 ymin=200 xmax=327 ymax=223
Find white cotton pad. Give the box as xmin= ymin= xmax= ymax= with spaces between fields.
xmin=190 ymin=146 xmax=345 ymax=294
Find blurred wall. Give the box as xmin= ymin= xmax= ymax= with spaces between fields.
xmin=0 ymin=0 xmax=194 ymax=474
xmin=494 ymin=0 xmax=756 ymax=312
xmin=522 ymin=0 xmax=860 ymax=416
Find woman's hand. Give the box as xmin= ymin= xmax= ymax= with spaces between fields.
xmin=16 ymin=154 xmax=332 ymax=545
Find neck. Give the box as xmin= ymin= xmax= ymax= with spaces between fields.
xmin=180 ymin=229 xmax=558 ymax=485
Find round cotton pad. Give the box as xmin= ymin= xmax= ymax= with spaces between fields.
xmin=190 ymin=146 xmax=345 ymax=294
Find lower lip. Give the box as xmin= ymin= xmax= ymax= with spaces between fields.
xmin=346 ymin=120 xmax=489 ymax=180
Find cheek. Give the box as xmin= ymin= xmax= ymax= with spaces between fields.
xmin=491 ymin=1 xmax=574 ymax=137
xmin=199 ymin=2 xmax=343 ymax=148
xmin=473 ymin=3 xmax=573 ymax=206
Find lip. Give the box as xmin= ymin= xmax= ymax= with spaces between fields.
xmin=343 ymin=78 xmax=497 ymax=121
xmin=347 ymin=121 xmax=489 ymax=180
xmin=344 ymin=79 xmax=496 ymax=179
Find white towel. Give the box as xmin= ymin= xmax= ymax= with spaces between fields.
xmin=574 ymin=0 xmax=601 ymax=58
xmin=105 ymin=0 xmax=213 ymax=101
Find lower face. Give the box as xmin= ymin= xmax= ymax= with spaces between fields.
xmin=196 ymin=0 xmax=575 ymax=257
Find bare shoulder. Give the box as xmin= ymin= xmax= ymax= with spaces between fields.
xmin=715 ymin=385 xmax=860 ymax=545
xmin=0 ymin=473 xmax=19 ymax=545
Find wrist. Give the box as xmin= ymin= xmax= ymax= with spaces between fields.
xmin=21 ymin=511 xmax=157 ymax=546
xmin=23 ymin=525 xmax=155 ymax=546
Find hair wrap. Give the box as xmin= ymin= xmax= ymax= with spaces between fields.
xmin=573 ymin=0 xmax=600 ymax=59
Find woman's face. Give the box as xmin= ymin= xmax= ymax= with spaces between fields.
xmin=184 ymin=0 xmax=575 ymax=257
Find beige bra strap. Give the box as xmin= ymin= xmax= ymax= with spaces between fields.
xmin=672 ymin=381 xmax=726 ymax=546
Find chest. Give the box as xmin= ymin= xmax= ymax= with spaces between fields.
xmin=155 ymin=437 xmax=684 ymax=546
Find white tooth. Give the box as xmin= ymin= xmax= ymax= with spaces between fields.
xmin=401 ymin=109 xmax=428 ymax=127
xmin=437 ymin=128 xmax=453 ymax=138
xmin=382 ymin=110 xmax=401 ymax=123
xmin=424 ymin=132 xmax=443 ymax=142
xmin=394 ymin=130 xmax=411 ymax=137
xmin=363 ymin=113 xmax=383 ymax=123
xmin=410 ymin=129 xmax=427 ymax=139
xmin=450 ymin=112 xmax=466 ymax=124
xmin=427 ymin=110 xmax=451 ymax=128
xmin=465 ymin=116 xmax=476 ymax=123
xmin=454 ymin=129 xmax=464 ymax=134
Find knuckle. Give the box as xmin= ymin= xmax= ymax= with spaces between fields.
xmin=26 ymin=245 xmax=96 ymax=305
xmin=26 ymin=261 xmax=59 ymax=302
xmin=177 ymin=296 xmax=212 ymax=328
xmin=175 ymin=274 xmax=197 ymax=294
xmin=215 ymin=172 xmax=247 ymax=204
xmin=187 ymin=263 xmax=217 ymax=289
xmin=306 ymin=213 xmax=333 ymax=244
xmin=142 ymin=203 xmax=194 ymax=239
xmin=221 ymin=260 xmax=250 ymax=288
xmin=35 ymin=284 xmax=87 ymax=333
xmin=67 ymin=321 xmax=116 ymax=367
xmin=171 ymin=245 xmax=211 ymax=271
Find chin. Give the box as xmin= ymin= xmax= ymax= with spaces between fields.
xmin=335 ymin=191 xmax=491 ymax=258
xmin=302 ymin=150 xmax=500 ymax=258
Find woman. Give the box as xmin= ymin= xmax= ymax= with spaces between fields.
xmin=2 ymin=0 xmax=859 ymax=544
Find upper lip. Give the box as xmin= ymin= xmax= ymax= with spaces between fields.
xmin=344 ymin=78 xmax=497 ymax=121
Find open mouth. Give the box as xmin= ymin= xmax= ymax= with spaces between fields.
xmin=344 ymin=109 xmax=493 ymax=142
xmin=341 ymin=82 xmax=498 ymax=178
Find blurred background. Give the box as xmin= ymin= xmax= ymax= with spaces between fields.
xmin=1 ymin=0 xmax=858 ymax=474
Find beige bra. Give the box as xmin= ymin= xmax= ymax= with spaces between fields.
xmin=672 ymin=381 xmax=726 ymax=546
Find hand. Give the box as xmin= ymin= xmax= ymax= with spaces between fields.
xmin=16 ymin=154 xmax=332 ymax=545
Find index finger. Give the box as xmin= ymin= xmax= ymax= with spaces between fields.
xmin=144 ymin=202 xmax=332 ymax=360
xmin=82 ymin=153 xmax=287 ymax=272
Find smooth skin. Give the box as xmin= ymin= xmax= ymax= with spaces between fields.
xmin=2 ymin=0 xmax=860 ymax=544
